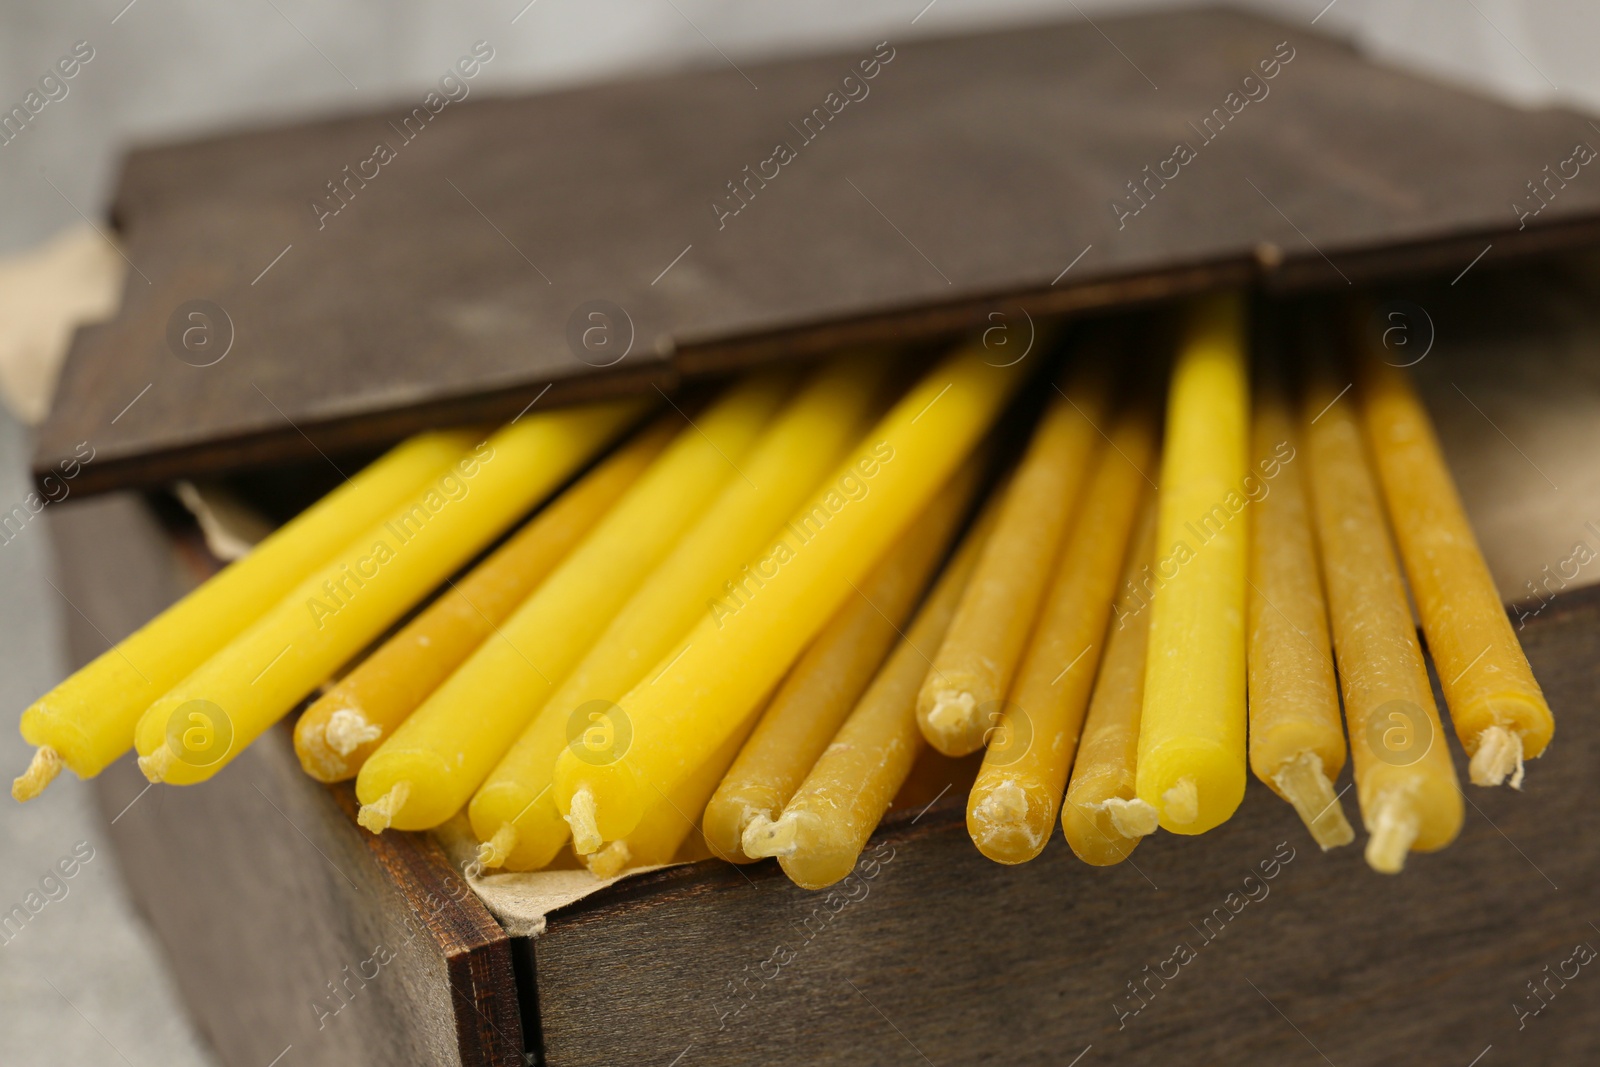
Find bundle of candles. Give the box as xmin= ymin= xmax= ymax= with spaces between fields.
xmin=12 ymin=292 xmax=1552 ymax=888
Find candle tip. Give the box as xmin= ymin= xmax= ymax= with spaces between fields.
xmin=968 ymin=780 xmax=1046 ymax=863
xmin=136 ymin=746 xmax=172 ymax=784
xmin=923 ymin=689 xmax=979 ymax=754
xmin=357 ymin=780 xmax=411 ymax=834
xmin=11 ymin=746 xmax=63 ymax=802
xmin=1160 ymin=777 xmax=1200 ymax=826
xmin=741 ymin=812 xmax=800 ymax=858
xmin=1363 ymin=791 xmax=1420 ymax=874
xmin=1270 ymin=750 xmax=1355 ymax=850
xmin=1102 ymin=796 xmax=1160 ymax=839
xmin=477 ymin=823 xmax=517 ymax=869
xmin=324 ymin=707 xmax=383 ymax=758
xmin=1468 ymin=726 xmax=1525 ymax=789
xmin=582 ymin=840 xmax=631 ymax=880
xmin=565 ymin=785 xmax=603 ymax=855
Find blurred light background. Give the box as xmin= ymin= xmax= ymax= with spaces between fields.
xmin=0 ymin=1 xmax=1593 ymax=1063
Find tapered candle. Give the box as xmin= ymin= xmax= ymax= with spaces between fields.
xmin=134 ymin=401 xmax=646 ymax=786
xmin=703 ymin=458 xmax=982 ymax=863
xmin=1359 ymin=352 xmax=1553 ymax=787
xmin=469 ymin=358 xmax=888 ymax=867
xmin=1304 ymin=369 xmax=1462 ymax=873
xmin=917 ymin=374 xmax=1103 ymax=756
xmin=582 ymin=700 xmax=765 ymax=879
xmin=292 ymin=417 xmax=676 ymax=782
xmin=967 ymin=406 xmax=1154 ymax=863
xmin=13 ymin=431 xmax=473 ymax=801
xmin=1062 ymin=499 xmax=1160 ymax=866
xmin=743 ymin=493 xmax=999 ymax=889
xmin=554 ymin=343 xmax=1027 ymax=850
xmin=1136 ymin=293 xmax=1249 ymax=835
xmin=355 ymin=375 xmax=791 ymax=832
xmin=1247 ymin=383 xmax=1354 ymax=849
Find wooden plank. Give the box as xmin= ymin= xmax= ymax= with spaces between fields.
xmin=48 ymin=493 xmax=527 ymax=1067
xmin=530 ymin=584 xmax=1600 ymax=1066
xmin=36 ymin=8 xmax=1600 ymax=494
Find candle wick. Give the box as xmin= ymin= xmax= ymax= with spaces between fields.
xmin=324 ymin=707 xmax=383 ymax=758
xmin=1161 ymin=777 xmax=1200 ymax=826
xmin=583 ymin=840 xmax=631 ymax=880
xmin=741 ymin=811 xmax=799 ymax=858
xmin=1468 ymin=726 xmax=1525 ymax=789
xmin=1101 ymin=796 xmax=1159 ymax=839
xmin=11 ymin=746 xmax=63 ymax=802
xmin=477 ymin=823 xmax=517 ymax=869
xmin=1364 ymin=791 xmax=1421 ymax=874
xmin=923 ymin=689 xmax=978 ymax=752
xmin=136 ymin=745 xmax=173 ymax=784
xmin=357 ymin=780 xmax=411 ymax=834
xmin=565 ymin=785 xmax=604 ymax=855
xmin=1270 ymin=750 xmax=1355 ymax=851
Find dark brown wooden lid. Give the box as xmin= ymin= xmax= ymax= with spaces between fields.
xmin=37 ymin=7 xmax=1600 ymax=495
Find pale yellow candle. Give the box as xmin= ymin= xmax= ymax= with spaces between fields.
xmin=1247 ymin=382 xmax=1353 ymax=849
xmin=13 ymin=431 xmax=473 ymax=800
xmin=132 ymin=400 xmax=646 ymax=787
xmin=967 ymin=406 xmax=1154 ymax=863
xmin=1136 ymin=292 xmax=1249 ymax=835
xmin=292 ymin=417 xmax=675 ymax=782
xmin=1304 ymin=370 xmax=1463 ymax=874
xmin=582 ymin=700 xmax=765 ymax=878
xmin=702 ymin=457 xmax=982 ymax=863
xmin=554 ymin=343 xmax=1027 ymax=850
xmin=1062 ymin=499 xmax=1160 ymax=866
xmin=353 ymin=374 xmax=792 ymax=832
xmin=916 ymin=374 xmax=1104 ymax=755
xmin=1359 ymin=352 xmax=1553 ymax=787
xmin=469 ymin=357 xmax=889 ymax=868
xmin=744 ymin=494 xmax=999 ymax=889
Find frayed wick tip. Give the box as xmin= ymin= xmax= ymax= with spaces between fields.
xmin=136 ymin=746 xmax=172 ymax=785
xmin=564 ymin=785 xmax=603 ymax=855
xmin=583 ymin=840 xmax=631 ymax=880
xmin=12 ymin=746 xmax=64 ymax=802
xmin=741 ymin=812 xmax=800 ymax=859
xmin=1469 ymin=726 xmax=1526 ymax=790
xmin=1102 ymin=796 xmax=1160 ymax=839
xmin=357 ymin=780 xmax=411 ymax=834
xmin=476 ymin=823 xmax=517 ymax=869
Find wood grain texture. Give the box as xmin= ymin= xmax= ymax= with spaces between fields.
xmin=36 ymin=7 xmax=1600 ymax=494
xmin=530 ymin=585 xmax=1600 ymax=1066
xmin=49 ymin=493 xmax=528 ymax=1067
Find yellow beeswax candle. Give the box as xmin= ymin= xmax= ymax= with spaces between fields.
xmin=743 ymin=495 xmax=999 ymax=889
xmin=916 ymin=375 xmax=1104 ymax=755
xmin=13 ymin=431 xmax=473 ymax=800
xmin=582 ymin=700 xmax=765 ymax=879
xmin=469 ymin=358 xmax=888 ymax=867
xmin=967 ymin=406 xmax=1154 ymax=863
xmin=1359 ymin=352 xmax=1553 ymax=787
xmin=292 ymin=417 xmax=676 ymax=782
xmin=1304 ymin=370 xmax=1463 ymax=874
xmin=1247 ymin=382 xmax=1354 ymax=849
xmin=554 ymin=343 xmax=1027 ymax=850
xmin=1136 ymin=292 xmax=1250 ymax=835
xmin=1062 ymin=499 xmax=1160 ymax=866
xmin=703 ymin=458 xmax=982 ymax=863
xmin=132 ymin=400 xmax=646 ymax=787
xmin=355 ymin=375 xmax=791 ymax=832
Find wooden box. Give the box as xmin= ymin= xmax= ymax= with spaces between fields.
xmin=35 ymin=7 xmax=1600 ymax=1065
